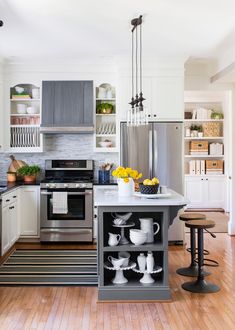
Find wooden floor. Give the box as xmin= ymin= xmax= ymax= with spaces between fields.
xmin=0 ymin=233 xmax=234 ymax=329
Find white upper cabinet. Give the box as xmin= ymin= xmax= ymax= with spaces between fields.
xmin=117 ymin=60 xmax=184 ymax=122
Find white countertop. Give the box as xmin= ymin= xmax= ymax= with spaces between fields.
xmin=94 ymin=187 xmax=188 ymax=207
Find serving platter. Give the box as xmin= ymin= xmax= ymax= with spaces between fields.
xmin=134 ymin=192 xmax=171 ymax=199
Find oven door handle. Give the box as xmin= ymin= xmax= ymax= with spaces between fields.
xmin=40 ymin=191 xmax=92 ymax=196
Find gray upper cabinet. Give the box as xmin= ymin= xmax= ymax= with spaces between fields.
xmin=41 ymin=81 xmax=94 ymax=133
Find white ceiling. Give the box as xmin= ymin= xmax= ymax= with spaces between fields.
xmin=0 ymin=0 xmax=235 ymax=61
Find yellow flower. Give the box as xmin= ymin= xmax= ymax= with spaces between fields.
xmin=124 ymin=177 xmax=129 ymax=183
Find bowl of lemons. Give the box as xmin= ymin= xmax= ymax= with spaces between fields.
xmin=139 ymin=177 xmax=159 ymax=194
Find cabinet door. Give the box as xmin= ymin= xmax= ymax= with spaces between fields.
xmin=2 ymin=207 xmax=10 ymax=256
xmin=20 ymin=186 xmax=39 ymax=236
xmin=9 ymin=202 xmax=18 ymax=245
xmin=185 ymin=177 xmax=204 ymax=207
xmin=206 ymin=177 xmax=226 ymax=208
xmin=152 ymin=76 xmax=184 ymax=120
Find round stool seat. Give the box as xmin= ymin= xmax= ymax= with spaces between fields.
xmin=185 ymin=220 xmax=215 ymax=229
xmin=179 ymin=213 xmax=206 ymax=222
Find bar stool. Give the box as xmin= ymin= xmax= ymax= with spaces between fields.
xmin=176 ymin=212 xmax=210 ymax=277
xmin=182 ymin=220 xmax=220 ymax=293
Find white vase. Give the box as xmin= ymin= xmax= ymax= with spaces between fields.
xmin=146 ymin=251 xmax=154 ymax=272
xmin=117 ymin=178 xmax=134 ymax=197
xmin=137 ymin=253 xmax=146 ymax=272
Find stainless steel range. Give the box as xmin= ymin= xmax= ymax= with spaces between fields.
xmin=40 ymin=159 xmax=93 ymax=242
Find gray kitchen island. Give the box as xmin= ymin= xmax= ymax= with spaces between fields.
xmin=95 ymin=188 xmax=188 ymax=301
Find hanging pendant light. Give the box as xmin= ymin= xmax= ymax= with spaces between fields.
xmin=127 ymin=15 xmax=148 ymax=126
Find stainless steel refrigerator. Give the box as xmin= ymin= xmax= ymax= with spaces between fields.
xmin=120 ymin=122 xmax=184 ymax=242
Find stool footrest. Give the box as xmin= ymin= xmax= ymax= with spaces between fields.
xmin=176 ymin=266 xmax=210 ymax=277
xmin=186 ymin=247 xmax=209 ymax=255
xmin=194 ymin=258 xmax=219 ymax=267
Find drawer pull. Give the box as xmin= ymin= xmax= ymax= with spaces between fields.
xmin=6 ymin=199 xmax=10 ymax=202
xmin=9 ymin=206 xmax=15 ymax=210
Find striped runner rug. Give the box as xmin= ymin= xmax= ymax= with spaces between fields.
xmin=0 ymin=250 xmax=98 ymax=286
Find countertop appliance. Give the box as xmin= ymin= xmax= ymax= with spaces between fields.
xmin=40 ymin=159 xmax=93 ymax=242
xmin=120 ymin=122 xmax=184 ymax=243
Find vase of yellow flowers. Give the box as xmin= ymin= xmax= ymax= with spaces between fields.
xmin=112 ymin=166 xmax=142 ymax=197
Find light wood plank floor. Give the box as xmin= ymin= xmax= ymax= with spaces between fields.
xmin=0 ymin=233 xmax=234 ymax=330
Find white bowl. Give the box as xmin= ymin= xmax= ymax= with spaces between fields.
xmin=130 ymin=234 xmax=147 ymax=246
xmin=130 ymin=229 xmax=147 ymax=236
xmin=16 ymin=104 xmax=27 ymax=114
xmin=99 ymin=141 xmax=113 ymax=148
xmin=26 ymin=106 xmax=38 ymax=114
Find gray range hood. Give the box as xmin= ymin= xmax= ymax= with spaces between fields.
xmin=41 ymin=80 xmax=94 ymax=133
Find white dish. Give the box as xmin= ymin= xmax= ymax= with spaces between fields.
xmin=134 ymin=192 xmax=171 ymax=199
xmin=99 ymin=141 xmax=113 ymax=148
xmin=26 ymin=106 xmax=38 ymax=114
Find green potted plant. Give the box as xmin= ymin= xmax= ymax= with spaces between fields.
xmin=197 ymin=125 xmax=203 ymax=138
xmin=211 ymin=111 xmax=224 ymax=119
xmin=17 ymin=165 xmax=41 ymax=183
xmin=96 ymin=102 xmax=114 ymax=114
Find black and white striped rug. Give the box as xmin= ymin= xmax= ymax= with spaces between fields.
xmin=0 ymin=250 xmax=98 ymax=286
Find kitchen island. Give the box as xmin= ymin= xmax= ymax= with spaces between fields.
xmin=95 ymin=188 xmax=188 ymax=301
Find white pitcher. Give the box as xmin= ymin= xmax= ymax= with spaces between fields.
xmin=108 ymin=233 xmax=121 ymax=246
xmin=139 ymin=218 xmax=160 ymax=243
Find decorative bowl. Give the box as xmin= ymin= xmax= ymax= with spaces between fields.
xmin=26 ymin=106 xmax=38 ymax=114
xmin=139 ymin=183 xmax=159 ymax=195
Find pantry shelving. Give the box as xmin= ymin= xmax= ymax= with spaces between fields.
xmin=184 ymin=91 xmax=228 ymax=210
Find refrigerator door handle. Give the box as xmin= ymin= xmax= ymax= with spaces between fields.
xmin=149 ymin=128 xmax=153 ymax=177
xmin=153 ymin=129 xmax=158 ymax=177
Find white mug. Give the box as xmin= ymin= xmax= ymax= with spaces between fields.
xmin=118 ymin=251 xmax=130 ymax=267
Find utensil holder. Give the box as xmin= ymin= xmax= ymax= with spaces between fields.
xmin=98 ymin=170 xmax=110 ymax=184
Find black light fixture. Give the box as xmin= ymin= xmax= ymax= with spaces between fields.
xmin=127 ymin=15 xmax=148 ymax=126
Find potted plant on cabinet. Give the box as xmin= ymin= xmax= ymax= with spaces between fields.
xmin=96 ymin=102 xmax=114 ymax=114
xmin=17 ymin=165 xmax=41 ymax=183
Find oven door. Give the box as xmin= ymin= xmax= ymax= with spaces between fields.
xmin=40 ymin=189 xmax=93 ymax=228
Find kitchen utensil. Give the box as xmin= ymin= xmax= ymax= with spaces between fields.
xmin=108 ymin=233 xmax=121 ymax=246
xmin=129 ymin=229 xmax=147 ymax=245
xmin=118 ymin=252 xmax=130 ymax=267
xmin=139 ymin=218 xmax=160 ymax=243
xmin=16 ymin=104 xmax=27 ymax=114
xmin=107 ymin=256 xmax=125 ymax=269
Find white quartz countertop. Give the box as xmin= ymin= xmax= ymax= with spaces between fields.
xmin=94 ymin=187 xmax=188 ymax=207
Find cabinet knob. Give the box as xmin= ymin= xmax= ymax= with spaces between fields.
xmin=94 ymin=214 xmax=97 ymax=218
xmin=206 ymin=178 xmax=208 ymax=181
xmin=6 ymin=199 xmax=10 ymax=202
xmin=153 ymin=114 xmax=157 ymax=117
xmin=9 ymin=206 xmax=14 ymax=210
xmin=13 ymin=196 xmax=17 ymax=198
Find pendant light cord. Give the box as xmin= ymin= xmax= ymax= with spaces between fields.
xmin=140 ymin=23 xmax=142 ymax=93
xmin=131 ymin=31 xmax=134 ymax=102
xmin=136 ymin=25 xmax=138 ymax=99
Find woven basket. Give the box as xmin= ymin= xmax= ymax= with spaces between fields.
xmin=139 ymin=184 xmax=159 ymax=195
xmin=202 ymin=122 xmax=222 ymax=137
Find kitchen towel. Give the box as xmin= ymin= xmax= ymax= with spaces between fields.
xmin=52 ymin=192 xmax=68 ymax=214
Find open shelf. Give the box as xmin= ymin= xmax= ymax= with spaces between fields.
xmin=184 ymin=119 xmax=224 ymax=122
xmin=185 ymin=155 xmax=224 ymax=158
xmin=10 ymin=98 xmax=40 ymax=102
xmin=103 ymin=242 xmax=164 ymax=252
xmin=184 ymin=137 xmax=223 ymax=140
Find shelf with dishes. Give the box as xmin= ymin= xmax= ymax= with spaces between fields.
xmin=95 ymin=83 xmax=117 ymax=152
xmin=8 ymin=83 xmax=43 ymax=152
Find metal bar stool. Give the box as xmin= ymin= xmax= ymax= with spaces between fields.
xmin=182 ymin=220 xmax=220 ymax=293
xmin=176 ymin=213 xmax=210 ymax=277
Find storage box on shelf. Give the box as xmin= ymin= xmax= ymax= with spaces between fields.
xmin=9 ymin=83 xmax=43 ymax=153
xmin=95 ymin=83 xmax=117 ymax=152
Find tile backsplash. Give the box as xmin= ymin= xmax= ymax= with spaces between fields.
xmin=0 ymin=134 xmax=119 ymax=180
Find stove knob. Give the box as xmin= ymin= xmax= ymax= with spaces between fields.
xmin=50 ymin=183 xmax=56 ymax=189
xmin=46 ymin=184 xmax=50 ymax=188
xmin=75 ymin=183 xmax=81 ymax=188
xmin=64 ymin=183 xmax=68 ymax=188
xmin=80 ymin=183 xmax=86 ymax=188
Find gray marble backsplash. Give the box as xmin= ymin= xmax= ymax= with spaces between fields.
xmin=0 ymin=134 xmax=119 ymax=181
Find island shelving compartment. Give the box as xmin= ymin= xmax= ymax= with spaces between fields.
xmin=97 ymin=205 xmax=172 ymax=301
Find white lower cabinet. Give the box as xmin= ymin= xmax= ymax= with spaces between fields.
xmin=19 ymin=186 xmax=39 ymax=237
xmin=1 ymin=191 xmax=19 ymax=256
xmin=1 ymin=185 xmax=40 ymax=256
xmin=185 ymin=176 xmax=226 ymax=209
